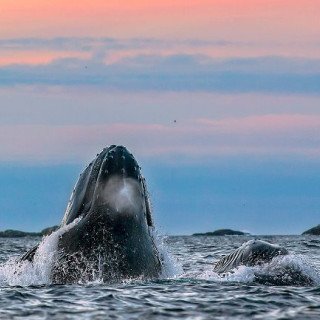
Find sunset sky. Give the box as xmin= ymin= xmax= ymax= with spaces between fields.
xmin=0 ymin=1 xmax=319 ymax=234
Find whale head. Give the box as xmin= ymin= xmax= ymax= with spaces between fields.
xmin=19 ymin=145 xmax=162 ymax=282
xmin=61 ymin=145 xmax=153 ymax=228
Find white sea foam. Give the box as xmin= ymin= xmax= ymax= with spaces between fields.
xmin=197 ymin=265 xmax=256 ymax=283
xmin=198 ymin=254 xmax=320 ymax=285
xmin=0 ymin=218 xmax=81 ymax=286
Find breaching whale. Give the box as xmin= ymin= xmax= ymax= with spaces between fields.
xmin=214 ymin=240 xmax=314 ymax=285
xmin=20 ymin=145 xmax=162 ymax=283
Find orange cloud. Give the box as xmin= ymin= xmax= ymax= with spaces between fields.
xmin=0 ymin=51 xmax=90 ymax=66
xmin=1 ymin=0 xmax=319 ymax=70
xmin=1 ymin=0 xmax=319 ymax=51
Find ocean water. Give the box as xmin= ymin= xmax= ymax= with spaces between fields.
xmin=1 ymin=234 xmax=320 ymax=319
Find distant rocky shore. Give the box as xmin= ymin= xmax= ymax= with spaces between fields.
xmin=2 ymin=225 xmax=320 ymax=237
xmin=193 ymin=229 xmax=249 ymax=236
xmin=0 ymin=226 xmax=59 ymax=238
xmin=302 ymin=225 xmax=320 ymax=235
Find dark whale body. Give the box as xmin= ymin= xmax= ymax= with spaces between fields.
xmin=214 ymin=240 xmax=288 ymax=274
xmin=214 ymin=240 xmax=314 ymax=285
xmin=21 ymin=145 xmax=162 ymax=283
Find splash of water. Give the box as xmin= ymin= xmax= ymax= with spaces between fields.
xmin=0 ymin=220 xmax=181 ymax=286
xmin=0 ymin=218 xmax=81 ymax=286
xmin=150 ymin=228 xmax=183 ymax=279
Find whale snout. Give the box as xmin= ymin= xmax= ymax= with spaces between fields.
xmin=100 ymin=145 xmax=141 ymax=181
xmin=89 ymin=146 xmax=144 ymax=211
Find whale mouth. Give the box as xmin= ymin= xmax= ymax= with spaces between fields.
xmin=61 ymin=145 xmax=153 ymax=227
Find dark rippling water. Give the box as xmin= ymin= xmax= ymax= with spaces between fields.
xmin=1 ymin=235 xmax=320 ymax=319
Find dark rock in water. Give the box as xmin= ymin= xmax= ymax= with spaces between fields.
xmin=193 ymin=229 xmax=249 ymax=236
xmin=0 ymin=229 xmax=41 ymax=238
xmin=41 ymin=226 xmax=59 ymax=236
xmin=302 ymin=225 xmax=320 ymax=235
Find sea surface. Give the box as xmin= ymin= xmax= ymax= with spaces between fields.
xmin=1 ymin=234 xmax=320 ymax=319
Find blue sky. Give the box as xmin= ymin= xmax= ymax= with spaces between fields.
xmin=0 ymin=1 xmax=320 ymax=235
xmin=1 ymin=156 xmax=320 ymax=235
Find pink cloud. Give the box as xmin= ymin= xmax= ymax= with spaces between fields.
xmin=0 ymin=114 xmax=319 ymax=163
xmin=196 ymin=114 xmax=320 ymax=133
